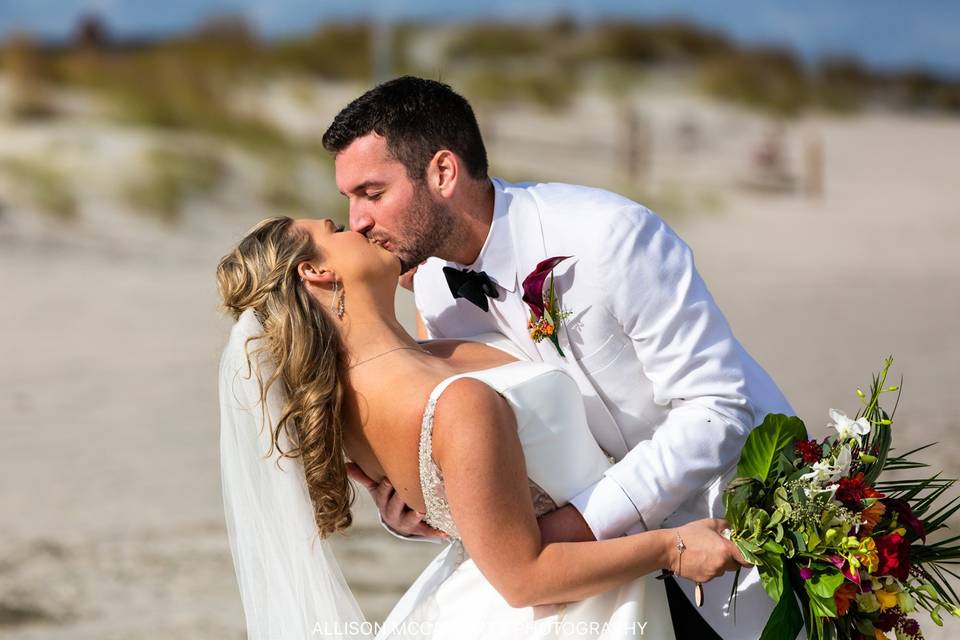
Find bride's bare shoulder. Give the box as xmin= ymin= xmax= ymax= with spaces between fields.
xmin=418 ymin=338 xmax=517 ymax=367
xmin=430 ymin=376 xmax=517 ymax=463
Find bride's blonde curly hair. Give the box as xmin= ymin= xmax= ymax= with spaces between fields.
xmin=216 ymin=216 xmax=354 ymax=537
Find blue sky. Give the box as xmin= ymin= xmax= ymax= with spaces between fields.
xmin=1 ymin=0 xmax=958 ymax=76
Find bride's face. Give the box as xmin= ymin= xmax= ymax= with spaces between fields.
xmin=293 ymin=218 xmax=402 ymax=286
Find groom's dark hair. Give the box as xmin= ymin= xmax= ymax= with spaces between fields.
xmin=322 ymin=76 xmax=488 ymax=181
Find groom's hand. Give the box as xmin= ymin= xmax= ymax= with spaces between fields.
xmin=398 ymin=264 xmax=418 ymax=291
xmin=346 ymin=462 xmax=447 ymax=540
xmin=537 ymin=504 xmax=597 ymax=545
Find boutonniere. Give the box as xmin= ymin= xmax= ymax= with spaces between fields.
xmin=522 ymin=256 xmax=574 ymax=357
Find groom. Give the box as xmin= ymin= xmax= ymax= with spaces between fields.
xmin=322 ymin=76 xmax=794 ymax=639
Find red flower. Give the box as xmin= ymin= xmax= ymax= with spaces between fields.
xmin=836 ymin=472 xmax=884 ymax=508
xmin=794 ymin=439 xmax=823 ymax=465
xmin=875 ymin=531 xmax=911 ymax=580
xmin=521 ymin=256 xmax=572 ymax=320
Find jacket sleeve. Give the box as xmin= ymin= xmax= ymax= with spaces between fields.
xmin=572 ymin=204 xmax=758 ymax=537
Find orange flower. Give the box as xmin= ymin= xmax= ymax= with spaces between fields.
xmin=835 ymin=582 xmax=858 ymax=617
xmin=859 ymin=502 xmax=887 ymax=537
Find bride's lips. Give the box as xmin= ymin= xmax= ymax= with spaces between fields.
xmin=368 ymin=236 xmax=403 ymax=271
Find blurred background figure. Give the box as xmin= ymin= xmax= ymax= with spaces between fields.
xmin=1 ymin=1 xmax=958 ymax=638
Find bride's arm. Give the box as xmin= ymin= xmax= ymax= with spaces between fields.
xmin=432 ymin=377 xmax=745 ymax=608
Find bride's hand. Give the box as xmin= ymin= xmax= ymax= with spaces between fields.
xmin=665 ymin=518 xmax=751 ymax=584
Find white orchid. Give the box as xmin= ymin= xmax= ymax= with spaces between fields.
xmin=834 ymin=444 xmax=852 ymax=477
xmin=801 ymin=445 xmax=852 ymax=485
xmin=803 ymin=482 xmax=840 ymax=499
xmin=802 ymin=459 xmax=838 ymax=484
xmin=828 ymin=408 xmax=872 ymax=444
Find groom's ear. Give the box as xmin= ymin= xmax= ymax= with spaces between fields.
xmin=428 ymin=149 xmax=459 ymax=198
xmin=297 ymin=261 xmax=336 ymax=287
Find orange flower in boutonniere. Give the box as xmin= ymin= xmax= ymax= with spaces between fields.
xmin=521 ymin=256 xmax=573 ymax=357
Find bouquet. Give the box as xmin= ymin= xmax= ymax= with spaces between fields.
xmin=725 ymin=357 xmax=960 ymax=639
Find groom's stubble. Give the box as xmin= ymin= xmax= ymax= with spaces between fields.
xmin=389 ymin=180 xmax=461 ymax=274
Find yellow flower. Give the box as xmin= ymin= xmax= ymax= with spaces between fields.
xmin=875 ymin=589 xmax=898 ymax=611
xmin=873 ymin=629 xmax=889 ymax=640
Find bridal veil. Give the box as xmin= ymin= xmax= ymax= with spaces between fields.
xmin=218 ymin=308 xmax=370 ymax=639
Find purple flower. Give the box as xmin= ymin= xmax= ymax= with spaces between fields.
xmin=827 ymin=554 xmax=861 ymax=586
xmin=799 ymin=566 xmax=814 ymax=580
xmin=874 ymin=610 xmax=903 ymax=632
xmin=521 ymin=256 xmax=572 ymax=320
xmin=901 ymin=618 xmax=920 ymax=636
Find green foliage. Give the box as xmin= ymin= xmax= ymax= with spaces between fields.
xmin=270 ymin=24 xmax=373 ymax=80
xmin=759 ymin=572 xmax=804 ymax=640
xmin=585 ymin=21 xmax=734 ymax=64
xmin=52 ymin=30 xmax=290 ymax=152
xmin=737 ymin=414 xmax=807 ymax=482
xmin=459 ymin=64 xmax=578 ymax=110
xmin=445 ymin=24 xmax=548 ymax=61
xmin=0 ymin=157 xmax=76 ymax=219
xmin=699 ymin=48 xmax=811 ymax=117
xmin=124 ymin=147 xmax=225 ymax=223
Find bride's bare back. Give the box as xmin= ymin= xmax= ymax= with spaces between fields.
xmin=340 ymin=339 xmax=518 ymax=514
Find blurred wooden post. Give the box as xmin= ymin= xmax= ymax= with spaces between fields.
xmin=617 ymin=100 xmax=649 ymax=187
xmin=804 ymin=134 xmax=824 ymax=199
xmin=3 ymin=32 xmax=52 ymax=119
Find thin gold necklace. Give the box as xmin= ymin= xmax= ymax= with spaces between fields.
xmin=347 ymin=345 xmax=426 ymax=370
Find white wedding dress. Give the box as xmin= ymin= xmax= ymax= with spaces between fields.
xmin=220 ymin=309 xmax=674 ymax=639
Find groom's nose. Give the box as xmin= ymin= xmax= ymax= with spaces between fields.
xmin=348 ymin=206 xmax=374 ymax=236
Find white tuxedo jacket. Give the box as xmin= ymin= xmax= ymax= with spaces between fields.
xmin=412 ymin=178 xmax=795 ymax=638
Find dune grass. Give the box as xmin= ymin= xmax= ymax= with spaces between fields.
xmin=123 ymin=147 xmax=225 ymax=224
xmin=0 ymin=157 xmax=77 ymax=219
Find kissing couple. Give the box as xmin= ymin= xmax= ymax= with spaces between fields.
xmin=217 ymin=76 xmax=795 ymax=639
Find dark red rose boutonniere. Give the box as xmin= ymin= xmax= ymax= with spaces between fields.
xmin=521 ymin=255 xmax=573 ymax=357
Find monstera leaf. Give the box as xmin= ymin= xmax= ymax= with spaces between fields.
xmin=737 ymin=414 xmax=807 ymax=483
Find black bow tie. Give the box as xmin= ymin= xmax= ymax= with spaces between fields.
xmin=442 ymin=266 xmax=499 ymax=312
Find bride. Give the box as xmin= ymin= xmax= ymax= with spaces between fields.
xmin=216 ymin=215 xmax=748 ymax=639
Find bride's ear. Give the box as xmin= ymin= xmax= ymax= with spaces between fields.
xmin=298 ymin=261 xmax=336 ymax=287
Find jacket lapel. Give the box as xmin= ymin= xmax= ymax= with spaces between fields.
xmin=504 ymin=180 xmax=630 ymax=460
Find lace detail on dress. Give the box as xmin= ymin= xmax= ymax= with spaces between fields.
xmin=418 ymin=392 xmax=460 ymax=539
xmin=528 ymin=479 xmax=558 ymax=518
xmin=418 ymin=382 xmax=560 ymax=541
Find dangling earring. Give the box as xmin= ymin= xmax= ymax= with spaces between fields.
xmin=333 ymin=280 xmax=345 ymax=320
